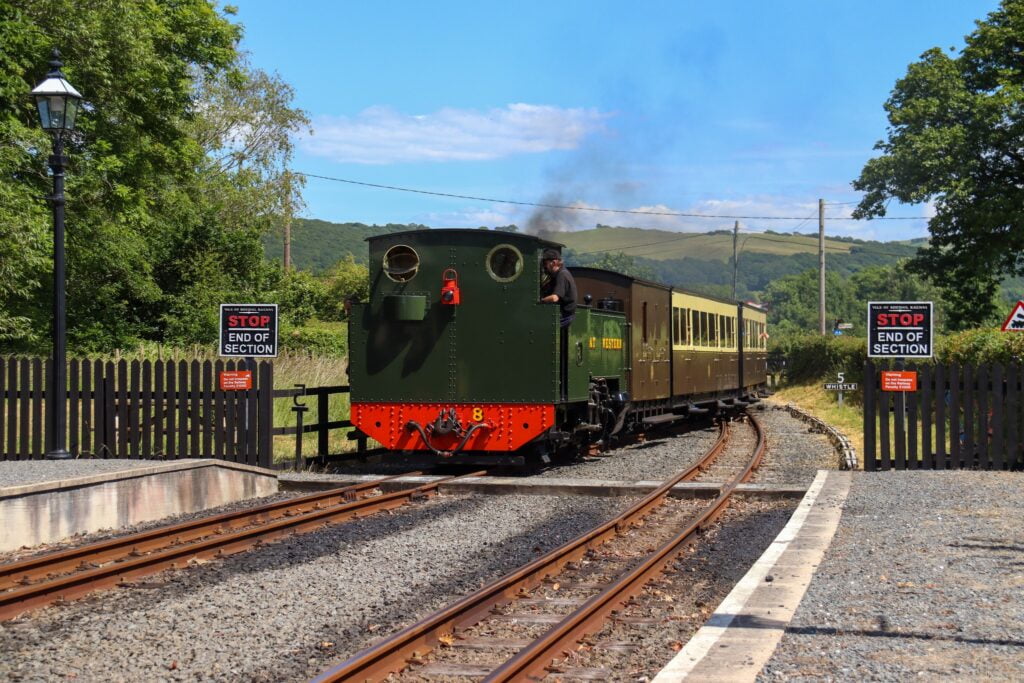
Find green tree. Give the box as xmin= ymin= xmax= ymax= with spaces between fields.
xmin=762 ymin=269 xmax=857 ymax=339
xmin=567 ymin=250 xmax=656 ymax=281
xmin=849 ymin=261 xmax=951 ymax=332
xmin=323 ymin=253 xmax=370 ymax=320
xmin=0 ymin=1 xmax=307 ymax=352
xmin=852 ymin=0 xmax=1024 ymax=328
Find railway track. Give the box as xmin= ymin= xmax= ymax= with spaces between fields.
xmin=0 ymin=470 xmax=485 ymax=621
xmin=314 ymin=414 xmax=766 ymax=681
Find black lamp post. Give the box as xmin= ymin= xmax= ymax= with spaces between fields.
xmin=31 ymin=49 xmax=82 ymax=460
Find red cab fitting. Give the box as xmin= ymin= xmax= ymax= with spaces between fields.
xmin=441 ymin=268 xmax=461 ymax=305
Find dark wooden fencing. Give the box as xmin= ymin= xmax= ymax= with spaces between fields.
xmin=0 ymin=357 xmax=273 ymax=467
xmin=864 ymin=360 xmax=1024 ymax=471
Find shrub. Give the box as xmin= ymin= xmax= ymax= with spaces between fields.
xmin=776 ymin=334 xmax=866 ymax=384
xmin=934 ymin=328 xmax=1024 ymax=365
xmin=279 ymin=319 xmax=347 ymax=358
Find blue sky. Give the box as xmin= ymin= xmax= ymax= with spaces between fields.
xmin=236 ymin=1 xmax=999 ymax=241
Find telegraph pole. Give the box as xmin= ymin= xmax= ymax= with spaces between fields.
xmin=818 ymin=198 xmax=826 ymax=335
xmin=732 ymin=220 xmax=739 ymax=300
xmin=283 ymin=171 xmax=293 ymax=272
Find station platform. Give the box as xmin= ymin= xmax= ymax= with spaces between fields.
xmin=654 ymin=469 xmax=1024 ymax=681
xmin=0 ymin=459 xmax=278 ymax=552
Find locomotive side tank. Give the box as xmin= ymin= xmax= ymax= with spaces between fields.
xmin=568 ymin=268 xmax=672 ymax=403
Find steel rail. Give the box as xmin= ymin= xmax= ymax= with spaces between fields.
xmin=0 ymin=472 xmax=424 ymax=592
xmin=312 ymin=420 xmax=731 ymax=683
xmin=485 ymin=414 xmax=766 ymax=681
xmin=0 ymin=471 xmax=485 ymax=621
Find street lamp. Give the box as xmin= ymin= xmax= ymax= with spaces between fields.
xmin=31 ymin=49 xmax=82 ymax=460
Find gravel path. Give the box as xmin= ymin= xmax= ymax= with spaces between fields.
xmin=0 ymin=493 xmax=636 ymax=682
xmin=759 ymin=471 xmax=1024 ymax=681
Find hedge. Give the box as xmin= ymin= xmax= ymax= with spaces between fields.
xmin=777 ymin=329 xmax=1024 ymax=385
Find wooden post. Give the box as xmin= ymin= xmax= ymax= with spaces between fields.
xmin=818 ymin=198 xmax=825 ymax=335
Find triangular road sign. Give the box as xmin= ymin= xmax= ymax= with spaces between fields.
xmin=1001 ymin=300 xmax=1024 ymax=331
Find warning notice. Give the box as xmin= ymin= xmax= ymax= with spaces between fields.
xmin=219 ymin=370 xmax=252 ymax=391
xmin=867 ymin=301 xmax=933 ymax=358
xmin=881 ymin=370 xmax=918 ymax=392
xmin=219 ymin=303 xmax=278 ymax=357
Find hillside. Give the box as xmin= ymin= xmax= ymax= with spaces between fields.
xmin=540 ymin=226 xmax=864 ymax=262
xmin=262 ymin=219 xmax=424 ymax=272
xmin=262 ymin=219 xmax=922 ymax=297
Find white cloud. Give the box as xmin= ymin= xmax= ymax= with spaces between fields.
xmin=302 ymin=104 xmax=611 ymax=164
xmin=420 ymin=207 xmax=518 ymax=228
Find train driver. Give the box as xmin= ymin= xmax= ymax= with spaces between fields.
xmin=540 ymin=248 xmax=577 ymax=327
xmin=541 ymin=248 xmax=577 ymax=401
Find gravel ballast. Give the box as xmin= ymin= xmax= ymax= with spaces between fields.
xmin=0 ymin=404 xmax=844 ymax=681
xmin=0 ymin=493 xmax=637 ymax=681
xmin=759 ymin=470 xmax=1024 ymax=681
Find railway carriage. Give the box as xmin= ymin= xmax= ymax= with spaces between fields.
xmin=348 ymin=230 xmax=767 ymax=465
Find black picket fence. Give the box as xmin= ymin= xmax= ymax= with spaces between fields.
xmin=864 ymin=360 xmax=1024 ymax=471
xmin=0 ymin=357 xmax=273 ymax=467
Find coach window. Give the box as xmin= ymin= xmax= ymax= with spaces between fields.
xmin=642 ymin=301 xmax=648 ymax=343
xmin=682 ymin=308 xmax=690 ymax=345
xmin=383 ymin=245 xmax=419 ymax=282
xmin=709 ymin=314 xmax=718 ymax=346
xmin=486 ymin=244 xmax=523 ymax=282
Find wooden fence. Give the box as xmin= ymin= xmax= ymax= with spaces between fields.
xmin=0 ymin=357 xmax=273 ymax=467
xmin=864 ymin=360 xmax=1024 ymax=471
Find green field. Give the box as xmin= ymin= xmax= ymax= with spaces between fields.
xmin=541 ymin=226 xmax=859 ymax=262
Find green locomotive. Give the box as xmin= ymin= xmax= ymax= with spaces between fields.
xmin=348 ymin=229 xmax=767 ymax=465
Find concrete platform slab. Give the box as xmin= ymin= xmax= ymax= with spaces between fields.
xmin=0 ymin=459 xmax=278 ymax=552
xmin=652 ymin=469 xmax=850 ymax=682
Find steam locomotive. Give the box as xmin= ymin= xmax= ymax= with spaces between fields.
xmin=347 ymin=229 xmax=767 ymax=465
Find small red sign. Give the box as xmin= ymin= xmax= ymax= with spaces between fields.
xmin=220 ymin=370 xmax=252 ymax=391
xmin=881 ymin=370 xmax=917 ymax=392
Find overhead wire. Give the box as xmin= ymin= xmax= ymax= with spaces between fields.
xmin=294 ymin=170 xmax=926 ymax=221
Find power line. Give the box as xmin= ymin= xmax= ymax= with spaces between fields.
xmin=294 ymin=170 xmax=925 ymax=221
